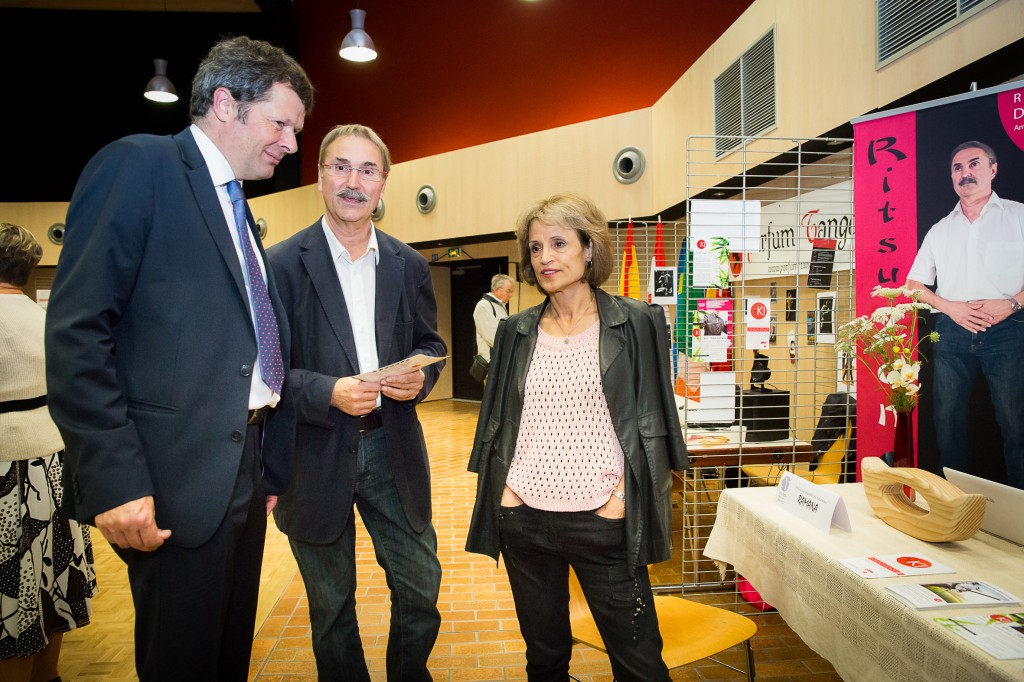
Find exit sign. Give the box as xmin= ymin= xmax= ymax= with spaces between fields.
xmin=447 ymin=247 xmax=462 ymax=258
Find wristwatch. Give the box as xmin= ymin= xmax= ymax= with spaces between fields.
xmin=1010 ymin=297 xmax=1022 ymax=313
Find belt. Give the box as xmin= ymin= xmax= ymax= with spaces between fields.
xmin=247 ymin=406 xmax=271 ymax=425
xmin=358 ymin=409 xmax=383 ymax=433
xmin=0 ymin=395 xmax=47 ymax=414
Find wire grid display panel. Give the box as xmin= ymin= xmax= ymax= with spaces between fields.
xmin=673 ymin=135 xmax=855 ymax=610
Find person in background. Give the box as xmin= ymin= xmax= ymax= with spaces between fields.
xmin=44 ymin=37 xmax=313 ymax=679
xmin=0 ymin=222 xmax=96 ymax=682
xmin=906 ymin=140 xmax=1024 ymax=488
xmin=267 ymin=124 xmax=447 ymax=681
xmin=474 ymin=274 xmax=514 ymax=363
xmin=465 ymin=193 xmax=688 ymax=681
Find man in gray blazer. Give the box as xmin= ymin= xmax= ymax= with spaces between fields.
xmin=45 ymin=37 xmax=313 ymax=680
xmin=267 ymin=124 xmax=446 ymax=681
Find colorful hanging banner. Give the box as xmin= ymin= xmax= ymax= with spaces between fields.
xmin=618 ymin=219 xmax=641 ymax=299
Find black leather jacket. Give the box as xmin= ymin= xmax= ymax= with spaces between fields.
xmin=465 ymin=288 xmax=688 ymax=574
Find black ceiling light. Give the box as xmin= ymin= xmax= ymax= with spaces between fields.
xmin=144 ymin=58 xmax=178 ymax=103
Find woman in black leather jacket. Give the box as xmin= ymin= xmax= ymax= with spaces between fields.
xmin=465 ymin=193 xmax=688 ymax=682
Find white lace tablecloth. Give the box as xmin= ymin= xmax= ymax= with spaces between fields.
xmin=704 ymin=483 xmax=1024 ymax=682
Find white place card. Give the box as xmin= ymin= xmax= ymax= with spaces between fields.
xmin=775 ymin=470 xmax=851 ymax=533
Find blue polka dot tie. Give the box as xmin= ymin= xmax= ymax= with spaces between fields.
xmin=226 ymin=180 xmax=285 ymax=394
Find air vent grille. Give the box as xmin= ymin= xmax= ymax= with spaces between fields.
xmin=713 ymin=28 xmax=776 ymax=158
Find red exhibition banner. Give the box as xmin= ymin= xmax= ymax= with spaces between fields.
xmin=852 ymin=111 xmax=919 ymax=474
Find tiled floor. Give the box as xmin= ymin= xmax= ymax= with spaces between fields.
xmin=61 ymin=399 xmax=841 ymax=681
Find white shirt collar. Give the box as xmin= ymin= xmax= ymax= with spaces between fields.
xmin=190 ymin=124 xmax=236 ymax=188
xmin=952 ymin=190 xmax=1004 ymax=220
xmin=321 ymin=218 xmax=380 ymax=265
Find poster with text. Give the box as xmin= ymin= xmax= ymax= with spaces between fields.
xmin=745 ymin=298 xmax=771 ymax=349
xmin=690 ymin=298 xmax=733 ymax=363
xmin=852 ymin=79 xmax=1024 ymax=482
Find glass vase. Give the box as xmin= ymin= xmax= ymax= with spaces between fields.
xmin=892 ymin=408 xmax=915 ymax=468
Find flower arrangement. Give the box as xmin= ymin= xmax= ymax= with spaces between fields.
xmin=835 ymin=285 xmax=939 ymax=414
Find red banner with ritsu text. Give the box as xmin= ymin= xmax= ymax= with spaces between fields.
xmin=852 ymin=112 xmax=919 ymax=474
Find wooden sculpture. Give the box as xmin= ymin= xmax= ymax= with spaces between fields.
xmin=861 ymin=457 xmax=986 ymax=542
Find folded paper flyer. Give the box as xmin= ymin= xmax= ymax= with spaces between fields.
xmin=886 ymin=581 xmax=1020 ymax=610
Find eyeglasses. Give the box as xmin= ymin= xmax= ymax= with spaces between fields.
xmin=320 ymin=163 xmax=388 ymax=182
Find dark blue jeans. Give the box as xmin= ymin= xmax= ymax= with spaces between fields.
xmin=288 ymin=428 xmax=441 ymax=681
xmin=934 ymin=311 xmax=1024 ymax=488
xmin=498 ymin=504 xmax=670 ymax=682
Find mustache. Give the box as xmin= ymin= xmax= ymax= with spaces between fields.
xmin=336 ymin=189 xmax=368 ymax=202
xmin=958 ymin=177 xmax=977 ymax=187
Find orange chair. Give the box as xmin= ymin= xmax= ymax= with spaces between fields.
xmin=567 ymin=567 xmax=756 ymax=680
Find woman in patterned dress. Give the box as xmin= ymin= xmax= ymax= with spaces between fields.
xmin=0 ymin=223 xmax=96 ymax=682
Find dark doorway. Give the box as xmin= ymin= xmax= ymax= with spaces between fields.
xmin=444 ymin=258 xmax=509 ymax=401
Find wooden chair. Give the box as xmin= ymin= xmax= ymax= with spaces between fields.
xmin=567 ymin=567 xmax=756 ymax=680
xmin=742 ymin=393 xmax=855 ymax=487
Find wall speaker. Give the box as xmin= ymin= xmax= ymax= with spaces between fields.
xmin=256 ymin=218 xmax=268 ymax=240
xmin=416 ymin=185 xmax=436 ymax=214
xmin=371 ymin=197 xmax=386 ymax=222
xmin=48 ymin=222 xmax=65 ymax=244
xmin=612 ymin=147 xmax=646 ymax=184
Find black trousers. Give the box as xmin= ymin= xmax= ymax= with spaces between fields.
xmin=498 ymin=504 xmax=670 ymax=682
xmin=115 ymin=421 xmax=267 ymax=681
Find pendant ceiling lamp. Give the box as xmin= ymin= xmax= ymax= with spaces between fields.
xmin=144 ymin=58 xmax=178 ymax=103
xmin=339 ymin=8 xmax=377 ymax=62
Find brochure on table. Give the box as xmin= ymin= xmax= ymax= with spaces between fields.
xmin=841 ymin=554 xmax=955 ymax=579
xmin=774 ymin=471 xmax=851 ymax=533
xmin=936 ymin=613 xmax=1024 ymax=660
xmin=886 ymin=581 xmax=1021 ymax=610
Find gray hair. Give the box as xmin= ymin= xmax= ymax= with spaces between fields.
xmin=318 ymin=124 xmax=391 ymax=173
xmin=190 ymin=36 xmax=314 ymax=123
xmin=490 ymin=274 xmax=513 ymax=291
xmin=950 ymin=140 xmax=997 ymax=166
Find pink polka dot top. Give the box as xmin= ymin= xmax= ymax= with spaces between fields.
xmin=506 ymin=319 xmax=625 ymax=512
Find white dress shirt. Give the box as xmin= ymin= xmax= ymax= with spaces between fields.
xmin=908 ymin=192 xmax=1024 ymax=301
xmin=190 ymin=124 xmax=278 ymax=409
xmin=322 ymin=219 xmax=380 ymax=396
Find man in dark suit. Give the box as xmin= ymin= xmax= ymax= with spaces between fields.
xmin=267 ymin=124 xmax=446 ymax=681
xmin=44 ymin=37 xmax=313 ymax=680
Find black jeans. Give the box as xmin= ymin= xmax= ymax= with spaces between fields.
xmin=498 ymin=504 xmax=670 ymax=682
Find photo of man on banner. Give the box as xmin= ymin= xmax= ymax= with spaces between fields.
xmin=853 ymin=80 xmax=1024 ymax=488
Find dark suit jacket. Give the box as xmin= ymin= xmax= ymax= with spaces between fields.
xmin=45 ymin=127 xmax=295 ymax=547
xmin=267 ymin=221 xmax=446 ymax=542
